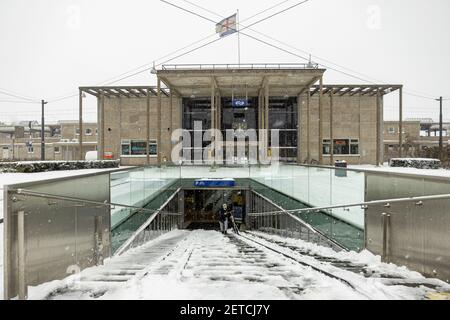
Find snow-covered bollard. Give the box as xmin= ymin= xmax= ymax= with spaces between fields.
xmin=389 ymin=158 xmax=441 ymax=169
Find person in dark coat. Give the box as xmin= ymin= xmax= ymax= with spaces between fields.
xmin=218 ymin=203 xmax=230 ymax=234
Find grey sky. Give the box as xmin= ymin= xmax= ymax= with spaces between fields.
xmin=1 ymin=0 xmax=449 ymax=123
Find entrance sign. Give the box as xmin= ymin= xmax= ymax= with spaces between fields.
xmin=194 ymin=178 xmax=236 ymax=188
xmin=232 ymin=98 xmax=249 ymax=108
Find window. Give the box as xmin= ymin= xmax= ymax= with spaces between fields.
xmin=388 ymin=127 xmax=396 ymax=134
xmin=54 ymin=146 xmax=61 ymax=154
xmin=75 ymin=128 xmax=80 ymax=136
xmin=85 ymin=128 xmax=93 ymax=136
xmin=323 ymin=139 xmax=359 ymax=155
xmin=95 ymin=128 xmax=98 ymax=136
xmin=121 ymin=140 xmax=158 ymax=157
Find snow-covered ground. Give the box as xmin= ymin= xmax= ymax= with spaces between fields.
xmin=27 ymin=230 xmax=449 ymax=300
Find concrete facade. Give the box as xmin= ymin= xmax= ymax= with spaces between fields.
xmin=84 ymin=65 xmax=400 ymax=166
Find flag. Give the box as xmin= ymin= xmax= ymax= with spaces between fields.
xmin=216 ymin=13 xmax=237 ymax=38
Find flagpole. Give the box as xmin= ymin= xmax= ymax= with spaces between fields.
xmin=237 ymin=9 xmax=241 ymax=66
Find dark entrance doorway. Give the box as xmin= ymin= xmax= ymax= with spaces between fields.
xmin=184 ymin=189 xmax=247 ymax=229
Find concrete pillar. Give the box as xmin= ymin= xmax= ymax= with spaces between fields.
xmin=376 ymin=90 xmax=381 ymax=166
xmin=265 ymin=84 xmax=270 ymax=158
xmin=146 ymin=89 xmax=150 ymax=165
xmin=157 ymin=78 xmax=162 ymax=164
xmin=330 ymin=91 xmax=334 ymax=166
xmin=79 ymin=89 xmax=83 ymax=160
xmin=211 ymin=82 xmax=215 ymax=162
xmin=297 ymin=94 xmax=302 ymax=164
xmin=306 ymin=88 xmax=311 ymax=163
xmin=97 ymin=94 xmax=105 ymax=160
xmin=318 ymin=77 xmax=323 ymax=165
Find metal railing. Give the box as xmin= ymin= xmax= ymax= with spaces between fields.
xmin=115 ymin=188 xmax=182 ymax=256
xmin=249 ymin=193 xmax=450 ymax=263
xmin=161 ymin=63 xmax=319 ymax=70
xmin=248 ymin=190 xmax=345 ymax=251
xmin=247 ymin=193 xmax=450 ymax=217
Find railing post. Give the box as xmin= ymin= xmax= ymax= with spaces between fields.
xmin=18 ymin=210 xmax=27 ymax=300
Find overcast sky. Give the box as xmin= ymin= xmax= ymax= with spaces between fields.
xmin=1 ymin=0 xmax=449 ymax=123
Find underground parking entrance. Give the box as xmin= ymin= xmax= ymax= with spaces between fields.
xmin=183 ymin=188 xmax=247 ymax=230
xmin=110 ymin=176 xmax=366 ymax=255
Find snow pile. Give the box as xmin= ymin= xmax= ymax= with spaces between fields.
xmin=0 ymin=160 xmax=120 ymax=173
xmin=389 ymin=158 xmax=441 ymax=170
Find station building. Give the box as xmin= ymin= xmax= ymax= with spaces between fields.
xmin=79 ymin=64 xmax=403 ymax=166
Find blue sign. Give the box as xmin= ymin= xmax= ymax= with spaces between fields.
xmin=194 ymin=179 xmax=236 ymax=188
xmin=232 ymin=98 xmax=249 ymax=108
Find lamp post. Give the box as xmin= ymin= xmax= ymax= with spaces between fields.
xmin=437 ymin=97 xmax=443 ymax=161
xmin=41 ymin=100 xmax=48 ymax=161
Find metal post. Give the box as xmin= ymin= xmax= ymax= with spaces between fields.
xmin=18 ymin=211 xmax=27 ymax=300
xmin=40 ymin=100 xmax=47 ymax=161
xmin=399 ymin=86 xmax=403 ymax=158
xmin=79 ymin=89 xmax=83 ymax=160
xmin=382 ymin=212 xmax=391 ymax=263
xmin=94 ymin=216 xmax=104 ymax=266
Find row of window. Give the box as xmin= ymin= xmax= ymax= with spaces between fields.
xmin=121 ymin=140 xmax=158 ymax=156
xmin=323 ymin=139 xmax=359 ymax=155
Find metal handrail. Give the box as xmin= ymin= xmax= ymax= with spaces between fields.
xmin=14 ymin=189 xmax=160 ymax=214
xmin=114 ymin=188 xmax=182 ymax=256
xmin=251 ymin=190 xmax=316 ymax=234
xmin=247 ymin=193 xmax=450 ymax=217
xmin=250 ymin=190 xmax=347 ymax=250
xmin=161 ymin=63 xmax=319 ymax=70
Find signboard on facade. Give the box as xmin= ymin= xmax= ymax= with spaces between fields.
xmin=194 ymin=178 xmax=236 ymax=188
xmin=232 ymin=98 xmax=249 ymax=108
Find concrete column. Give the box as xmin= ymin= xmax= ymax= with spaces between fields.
xmin=146 ymin=89 xmax=150 ymax=165
xmin=211 ymin=83 xmax=215 ymax=162
xmin=265 ymin=84 xmax=270 ymax=157
xmin=318 ymin=77 xmax=323 ymax=165
xmin=376 ymin=90 xmax=381 ymax=166
xmin=306 ymin=88 xmax=311 ymax=163
xmin=330 ymin=91 xmax=334 ymax=166
xmin=79 ymin=89 xmax=83 ymax=160
xmin=297 ymin=94 xmax=302 ymax=164
xmin=98 ymin=94 xmax=105 ymax=160
xmin=157 ymin=78 xmax=162 ymax=164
